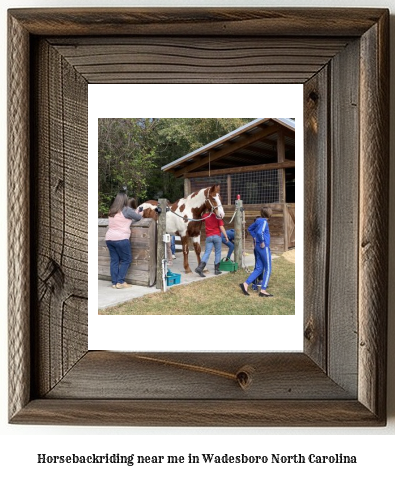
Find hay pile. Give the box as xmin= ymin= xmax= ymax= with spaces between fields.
xmin=282 ymin=248 xmax=295 ymax=263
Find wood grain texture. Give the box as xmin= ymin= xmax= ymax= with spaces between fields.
xmin=48 ymin=37 xmax=351 ymax=84
xmin=31 ymin=39 xmax=88 ymax=398
xmin=11 ymin=399 xmax=383 ymax=427
xmin=8 ymin=8 xmax=387 ymax=37
xmin=359 ymin=12 xmax=389 ymax=420
xmin=327 ymin=39 xmax=360 ymax=396
xmin=46 ymin=352 xmax=354 ymax=400
xmin=303 ymin=67 xmax=329 ymax=371
xmin=7 ymin=8 xmax=389 ymax=426
xmin=8 ymin=13 xmax=31 ymax=421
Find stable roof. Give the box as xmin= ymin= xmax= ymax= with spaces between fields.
xmin=161 ymin=118 xmax=295 ymax=178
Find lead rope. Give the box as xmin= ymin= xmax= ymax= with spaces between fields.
xmin=169 ymin=196 xmax=237 ymax=224
xmin=169 ymin=209 xmax=217 ymax=222
xmin=225 ymin=208 xmax=237 ymax=225
xmin=170 ymin=205 xmax=238 ymax=224
xmin=241 ymin=209 xmax=251 ymax=272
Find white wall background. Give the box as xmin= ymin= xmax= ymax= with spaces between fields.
xmin=1 ymin=0 xmax=394 ymax=476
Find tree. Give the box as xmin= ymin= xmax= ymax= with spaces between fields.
xmin=98 ymin=118 xmax=255 ymax=214
xmin=98 ymin=118 xmax=157 ymax=215
xmin=144 ymin=118 xmax=254 ymax=202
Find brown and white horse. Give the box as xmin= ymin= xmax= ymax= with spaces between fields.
xmin=139 ymin=185 xmax=225 ymax=273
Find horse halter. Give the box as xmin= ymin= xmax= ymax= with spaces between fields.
xmin=205 ymin=192 xmax=222 ymax=218
xmin=168 ymin=190 xmax=223 ymax=222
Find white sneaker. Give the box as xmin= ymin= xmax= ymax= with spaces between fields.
xmin=172 ymin=254 xmax=176 ymax=259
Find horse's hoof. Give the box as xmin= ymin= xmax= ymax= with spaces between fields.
xmin=185 ymin=268 xmax=192 ymax=274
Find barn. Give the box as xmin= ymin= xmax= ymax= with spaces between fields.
xmin=161 ymin=118 xmax=296 ymax=253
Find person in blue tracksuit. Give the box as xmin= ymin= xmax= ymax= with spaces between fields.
xmin=221 ymin=228 xmax=235 ymax=260
xmin=240 ymin=207 xmax=273 ymax=297
xmin=251 ymin=217 xmax=263 ymax=288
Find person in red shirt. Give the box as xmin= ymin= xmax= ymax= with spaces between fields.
xmin=195 ymin=213 xmax=229 ymax=277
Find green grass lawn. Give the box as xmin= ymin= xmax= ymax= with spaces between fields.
xmin=100 ymin=256 xmax=295 ymax=315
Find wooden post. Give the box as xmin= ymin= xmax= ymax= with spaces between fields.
xmin=234 ymin=199 xmax=243 ymax=267
xmin=277 ymin=128 xmax=288 ymax=252
xmin=227 ymin=174 xmax=232 ymax=205
xmin=277 ymin=127 xmax=286 ymax=202
xmin=283 ymin=204 xmax=290 ymax=251
xmin=184 ymin=178 xmax=191 ymax=197
xmin=156 ymin=198 xmax=167 ymax=290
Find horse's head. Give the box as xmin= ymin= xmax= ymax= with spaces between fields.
xmin=205 ymin=184 xmax=225 ymax=219
xmin=139 ymin=199 xmax=173 ymax=221
xmin=139 ymin=201 xmax=159 ymax=220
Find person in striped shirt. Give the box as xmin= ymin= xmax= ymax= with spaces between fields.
xmin=105 ymin=191 xmax=143 ymax=289
xmin=240 ymin=207 xmax=273 ymax=297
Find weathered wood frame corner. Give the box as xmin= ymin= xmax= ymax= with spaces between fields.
xmin=8 ymin=8 xmax=389 ymax=426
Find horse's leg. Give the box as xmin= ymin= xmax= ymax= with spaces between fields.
xmin=192 ymin=236 xmax=201 ymax=263
xmin=181 ymin=235 xmax=192 ymax=273
xmin=192 ymin=236 xmax=207 ymax=272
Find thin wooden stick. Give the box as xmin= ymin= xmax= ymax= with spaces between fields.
xmin=135 ymin=355 xmax=254 ymax=389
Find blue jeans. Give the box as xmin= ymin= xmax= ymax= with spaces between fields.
xmin=106 ymin=239 xmax=132 ymax=285
xmin=202 ymin=235 xmax=222 ymax=264
xmin=171 ymin=235 xmax=176 ymax=254
xmin=221 ymin=237 xmax=234 ymax=258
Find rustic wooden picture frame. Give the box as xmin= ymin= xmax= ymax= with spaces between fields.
xmin=8 ymin=8 xmax=389 ymax=426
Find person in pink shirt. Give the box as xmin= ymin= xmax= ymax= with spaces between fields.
xmin=105 ymin=191 xmax=143 ymax=289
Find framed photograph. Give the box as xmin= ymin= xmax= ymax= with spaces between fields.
xmin=8 ymin=8 xmax=389 ymax=426
xmin=89 ymin=87 xmax=302 ymax=351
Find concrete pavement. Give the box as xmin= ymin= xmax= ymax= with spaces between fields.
xmin=98 ymin=249 xmax=260 ymax=310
